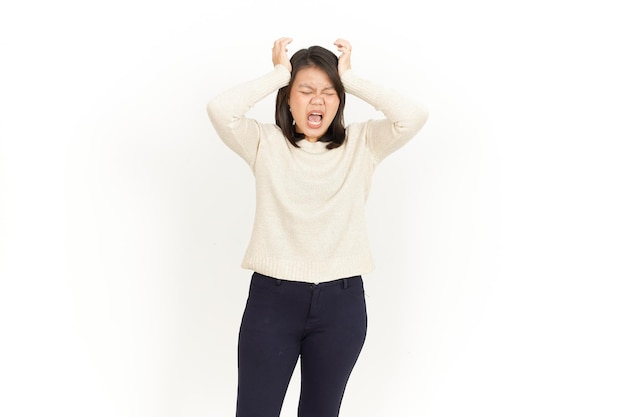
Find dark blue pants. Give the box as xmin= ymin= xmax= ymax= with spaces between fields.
xmin=236 ymin=272 xmax=368 ymax=417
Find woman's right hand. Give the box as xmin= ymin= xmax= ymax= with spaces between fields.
xmin=272 ymin=37 xmax=293 ymax=72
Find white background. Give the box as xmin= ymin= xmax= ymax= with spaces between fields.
xmin=1 ymin=0 xmax=624 ymax=416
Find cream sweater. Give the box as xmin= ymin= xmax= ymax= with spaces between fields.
xmin=207 ymin=64 xmax=428 ymax=282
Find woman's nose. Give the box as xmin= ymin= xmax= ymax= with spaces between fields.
xmin=310 ymin=95 xmax=324 ymax=104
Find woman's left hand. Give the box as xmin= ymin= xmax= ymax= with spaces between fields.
xmin=334 ymin=38 xmax=352 ymax=76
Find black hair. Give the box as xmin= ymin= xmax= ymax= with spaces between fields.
xmin=275 ymin=46 xmax=346 ymax=149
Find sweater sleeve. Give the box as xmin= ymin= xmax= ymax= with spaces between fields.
xmin=341 ymin=69 xmax=429 ymax=164
xmin=206 ymin=65 xmax=291 ymax=167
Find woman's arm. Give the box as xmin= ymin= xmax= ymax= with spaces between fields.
xmin=206 ymin=63 xmax=290 ymax=167
xmin=342 ymin=69 xmax=429 ymax=163
xmin=335 ymin=39 xmax=428 ymax=163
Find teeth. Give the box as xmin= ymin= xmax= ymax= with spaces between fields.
xmin=307 ymin=113 xmax=323 ymax=126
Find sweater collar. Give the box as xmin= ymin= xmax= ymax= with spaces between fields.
xmin=297 ymin=139 xmax=330 ymax=154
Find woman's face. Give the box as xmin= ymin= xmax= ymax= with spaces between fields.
xmin=288 ymin=66 xmax=340 ymax=143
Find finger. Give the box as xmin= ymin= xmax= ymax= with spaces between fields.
xmin=274 ymin=37 xmax=293 ymax=51
xmin=334 ymin=38 xmax=352 ymax=51
xmin=274 ymin=37 xmax=292 ymax=44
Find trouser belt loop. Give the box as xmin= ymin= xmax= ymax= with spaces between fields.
xmin=342 ymin=278 xmax=349 ymax=289
xmin=274 ymin=279 xmax=283 ymax=286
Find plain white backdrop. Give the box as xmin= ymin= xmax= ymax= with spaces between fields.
xmin=1 ymin=0 xmax=624 ymax=416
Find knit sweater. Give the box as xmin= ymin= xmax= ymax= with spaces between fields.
xmin=207 ymin=64 xmax=428 ymax=283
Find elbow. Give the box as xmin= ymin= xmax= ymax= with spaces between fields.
xmin=419 ymin=109 xmax=429 ymax=131
xmin=206 ymin=98 xmax=230 ymax=141
xmin=406 ymin=105 xmax=429 ymax=136
xmin=416 ymin=102 xmax=429 ymax=124
xmin=206 ymin=98 xmax=232 ymax=132
xmin=206 ymin=99 xmax=220 ymax=121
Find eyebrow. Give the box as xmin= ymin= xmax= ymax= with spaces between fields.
xmin=297 ymin=84 xmax=336 ymax=92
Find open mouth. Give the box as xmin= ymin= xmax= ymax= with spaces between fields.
xmin=307 ymin=112 xmax=323 ymax=128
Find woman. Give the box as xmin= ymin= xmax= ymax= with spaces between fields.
xmin=207 ymin=37 xmax=428 ymax=417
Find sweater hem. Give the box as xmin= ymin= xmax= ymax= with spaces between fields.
xmin=241 ymin=254 xmax=375 ymax=283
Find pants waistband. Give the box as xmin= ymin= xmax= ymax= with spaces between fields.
xmin=252 ymin=272 xmax=361 ymax=289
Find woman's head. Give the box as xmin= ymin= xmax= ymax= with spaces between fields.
xmin=275 ymin=46 xmax=346 ymax=149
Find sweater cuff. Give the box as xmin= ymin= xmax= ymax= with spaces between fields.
xmin=273 ymin=64 xmax=292 ymax=83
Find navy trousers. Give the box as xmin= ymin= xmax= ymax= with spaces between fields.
xmin=236 ymin=272 xmax=368 ymax=417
